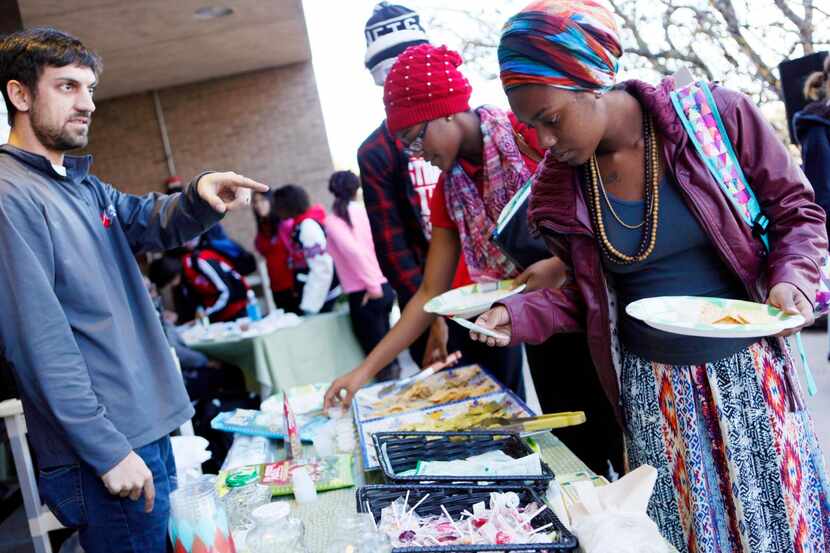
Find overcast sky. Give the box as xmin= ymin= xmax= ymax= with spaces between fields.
xmin=302 ymin=0 xmax=520 ymax=172
xmin=301 ymin=0 xmax=815 ymax=169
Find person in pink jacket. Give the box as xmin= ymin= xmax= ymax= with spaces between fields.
xmin=325 ymin=170 xmax=399 ymax=381
xmin=471 ymin=1 xmax=830 ymax=551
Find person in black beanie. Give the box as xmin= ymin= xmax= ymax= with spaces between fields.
xmin=359 ymin=3 xmax=454 ymax=368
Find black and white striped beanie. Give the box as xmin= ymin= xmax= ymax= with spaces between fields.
xmin=364 ymin=2 xmax=429 ymax=86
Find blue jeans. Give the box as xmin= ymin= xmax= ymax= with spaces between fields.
xmin=38 ymin=436 xmax=177 ymax=553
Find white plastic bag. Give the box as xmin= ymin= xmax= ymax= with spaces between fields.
xmin=559 ymin=465 xmax=668 ymax=553
xmin=170 ymin=435 xmax=212 ymax=486
xmin=574 ymin=511 xmax=666 ymax=553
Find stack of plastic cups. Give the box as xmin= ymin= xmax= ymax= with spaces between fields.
xmin=169 ymin=475 xmax=236 ymax=553
xmin=291 ymin=467 xmax=318 ymax=504
xmin=335 ymin=419 xmax=356 ymax=452
xmin=313 ymin=407 xmax=356 ymax=458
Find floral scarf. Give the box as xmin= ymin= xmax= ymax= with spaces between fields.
xmin=444 ymin=105 xmax=531 ymax=281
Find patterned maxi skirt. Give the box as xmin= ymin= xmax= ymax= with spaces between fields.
xmin=622 ymin=340 xmax=830 ymax=553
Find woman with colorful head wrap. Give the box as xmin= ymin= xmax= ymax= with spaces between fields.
xmin=471 ymin=1 xmax=830 ymax=551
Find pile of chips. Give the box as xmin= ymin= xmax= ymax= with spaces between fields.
xmin=374 ymin=491 xmax=559 ymax=547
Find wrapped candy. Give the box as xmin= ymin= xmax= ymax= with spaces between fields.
xmin=374 ymin=492 xmax=560 ymax=547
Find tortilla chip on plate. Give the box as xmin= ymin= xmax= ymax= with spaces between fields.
xmin=701 ymin=303 xmax=775 ymax=326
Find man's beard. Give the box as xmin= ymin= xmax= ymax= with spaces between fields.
xmin=30 ymin=104 xmax=90 ymax=151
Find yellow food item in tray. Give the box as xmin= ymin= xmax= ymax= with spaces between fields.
xmin=401 ymin=381 xmax=433 ymax=401
xmin=430 ymin=382 xmax=496 ymax=404
xmin=400 ymin=400 xmax=510 ymax=432
xmin=367 ymin=365 xmax=498 ymax=418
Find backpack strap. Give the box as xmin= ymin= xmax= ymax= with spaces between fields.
xmin=669 ymin=80 xmax=771 ymax=250
xmin=670 ymin=77 xmax=817 ymax=397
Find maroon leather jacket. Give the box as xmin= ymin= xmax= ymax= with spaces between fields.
xmin=501 ymin=78 xmax=828 ymax=424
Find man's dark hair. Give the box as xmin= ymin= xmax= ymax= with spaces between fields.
xmin=0 ymin=27 xmax=103 ymax=126
xmin=272 ymin=184 xmax=311 ymax=218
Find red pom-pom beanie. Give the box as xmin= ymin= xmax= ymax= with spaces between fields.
xmin=383 ymin=44 xmax=473 ymax=134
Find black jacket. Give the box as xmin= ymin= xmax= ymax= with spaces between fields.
xmin=795 ymin=100 xmax=830 ymax=236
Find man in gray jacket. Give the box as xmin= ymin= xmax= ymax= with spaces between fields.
xmin=0 ymin=28 xmax=267 ymax=552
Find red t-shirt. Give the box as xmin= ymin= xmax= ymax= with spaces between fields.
xmin=431 ymin=112 xmax=544 ymax=287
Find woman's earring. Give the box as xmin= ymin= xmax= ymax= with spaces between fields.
xmin=446 ymin=116 xmax=454 ymax=121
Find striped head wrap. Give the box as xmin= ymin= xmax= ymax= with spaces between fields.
xmin=498 ymin=0 xmax=622 ymax=93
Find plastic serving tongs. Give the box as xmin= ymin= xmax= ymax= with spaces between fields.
xmin=477 ymin=411 xmax=587 ymax=434
xmin=376 ymin=351 xmax=463 ymax=398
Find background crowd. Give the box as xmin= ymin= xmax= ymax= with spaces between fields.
xmin=1 ymin=1 xmax=830 ymax=552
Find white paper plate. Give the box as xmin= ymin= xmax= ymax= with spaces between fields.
xmin=424 ymin=280 xmax=526 ymax=319
xmin=626 ymin=296 xmax=805 ymax=339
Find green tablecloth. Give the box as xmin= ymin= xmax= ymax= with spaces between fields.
xmin=189 ymin=309 xmax=364 ymax=395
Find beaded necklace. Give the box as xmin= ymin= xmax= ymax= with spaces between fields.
xmin=584 ymin=114 xmax=660 ymax=264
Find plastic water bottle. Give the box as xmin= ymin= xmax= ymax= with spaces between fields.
xmin=246 ymin=290 xmax=262 ymax=321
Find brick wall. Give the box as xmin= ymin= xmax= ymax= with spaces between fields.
xmin=85 ymin=62 xmax=334 ymax=249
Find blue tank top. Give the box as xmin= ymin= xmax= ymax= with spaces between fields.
xmin=599 ymin=174 xmax=755 ymax=365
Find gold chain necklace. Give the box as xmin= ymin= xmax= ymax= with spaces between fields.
xmin=593 ymin=154 xmax=650 ymax=230
xmin=587 ymin=116 xmax=661 ymax=264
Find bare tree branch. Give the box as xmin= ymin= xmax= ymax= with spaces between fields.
xmin=608 ymin=0 xmax=670 ymax=75
xmin=773 ymin=0 xmax=813 ymax=52
xmin=804 ymin=0 xmax=815 ymax=53
xmin=626 ymin=47 xmax=715 ymax=80
xmin=708 ymin=0 xmax=782 ymax=99
xmin=773 ymin=0 xmax=806 ymax=28
xmin=426 ymin=0 xmax=829 ymax=110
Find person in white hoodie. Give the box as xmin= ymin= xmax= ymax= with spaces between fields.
xmin=272 ymin=184 xmax=341 ymax=315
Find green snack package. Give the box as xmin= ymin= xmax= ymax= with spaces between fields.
xmin=262 ymin=454 xmax=354 ymax=496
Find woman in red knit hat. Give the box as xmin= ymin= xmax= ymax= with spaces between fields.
xmin=324 ymin=43 xmax=530 ymax=402
xmin=323 ymin=44 xmax=622 ymax=474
